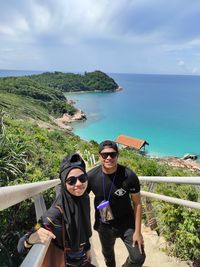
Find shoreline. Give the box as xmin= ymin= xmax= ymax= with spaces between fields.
xmin=151 ymin=155 xmax=200 ymax=172
xmin=60 ymin=85 xmax=122 ymax=129
xmin=65 ymin=85 xmax=123 ymax=94
xmin=53 ymin=109 xmax=87 ymax=131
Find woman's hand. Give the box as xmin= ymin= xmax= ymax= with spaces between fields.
xmin=24 ymin=228 xmax=56 ymax=248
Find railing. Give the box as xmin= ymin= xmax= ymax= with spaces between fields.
xmin=83 ymin=149 xmax=97 ymax=166
xmin=0 ymin=180 xmax=61 ymax=267
xmin=139 ymin=176 xmax=200 ymax=210
xmin=0 ymin=176 xmax=199 ymax=267
xmin=0 ymin=180 xmax=60 ymax=211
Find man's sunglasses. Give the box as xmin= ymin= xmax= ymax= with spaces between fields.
xmin=66 ymin=173 xmax=88 ymax=185
xmin=100 ymin=152 xmax=118 ymax=159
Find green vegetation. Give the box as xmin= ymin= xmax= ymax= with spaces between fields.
xmin=0 ymin=71 xmax=199 ymax=266
xmin=0 ymin=77 xmax=76 ymax=117
xmin=29 ymin=70 xmax=119 ymax=92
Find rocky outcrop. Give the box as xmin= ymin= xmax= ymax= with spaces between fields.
xmin=155 ymin=156 xmax=200 ymax=172
xmin=53 ymin=109 xmax=87 ymax=131
xmin=71 ymin=110 xmax=87 ymax=121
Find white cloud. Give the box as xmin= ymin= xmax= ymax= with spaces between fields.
xmin=189 ymin=38 xmax=200 ymax=46
xmin=30 ymin=3 xmax=51 ymax=33
xmin=192 ymin=67 xmax=198 ymax=73
xmin=1 ymin=0 xmax=200 ymax=74
xmin=178 ymin=60 xmax=185 ymax=66
xmin=0 ymin=25 xmax=16 ymax=37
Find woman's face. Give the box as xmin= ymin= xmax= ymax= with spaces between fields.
xmin=65 ymin=168 xmax=88 ymax=196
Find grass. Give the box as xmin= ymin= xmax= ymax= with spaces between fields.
xmin=0 ymin=92 xmax=50 ymax=122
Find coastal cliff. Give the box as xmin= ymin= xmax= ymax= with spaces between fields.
xmin=53 ymin=109 xmax=86 ymax=131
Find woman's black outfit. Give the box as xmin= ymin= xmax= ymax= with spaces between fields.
xmin=18 ymin=153 xmax=96 ymax=267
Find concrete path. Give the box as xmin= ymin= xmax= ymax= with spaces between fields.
xmin=89 ymin=194 xmax=190 ymax=267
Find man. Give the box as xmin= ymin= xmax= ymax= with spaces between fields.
xmin=87 ymin=140 xmax=146 ymax=267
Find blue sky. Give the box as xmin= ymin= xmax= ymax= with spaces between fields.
xmin=1 ymin=0 xmax=200 ymax=75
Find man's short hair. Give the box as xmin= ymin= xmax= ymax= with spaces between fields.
xmin=98 ymin=140 xmax=118 ymax=153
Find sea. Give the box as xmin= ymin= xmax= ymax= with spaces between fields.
xmin=1 ymin=69 xmax=200 ymax=158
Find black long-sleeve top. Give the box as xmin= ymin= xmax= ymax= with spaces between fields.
xmin=17 ymin=205 xmax=90 ymax=260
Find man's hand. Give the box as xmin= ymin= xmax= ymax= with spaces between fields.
xmin=133 ymin=232 xmax=144 ymax=254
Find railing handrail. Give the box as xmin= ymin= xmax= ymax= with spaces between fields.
xmin=139 ymin=176 xmax=200 ymax=184
xmin=141 ymin=191 xmax=200 ymax=210
xmin=0 ymin=179 xmax=60 ymax=211
xmin=20 ymin=238 xmax=52 ymax=267
xmin=1 ymin=176 xmax=200 ymax=211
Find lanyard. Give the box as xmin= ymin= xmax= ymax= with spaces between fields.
xmin=102 ymin=169 xmax=117 ymax=201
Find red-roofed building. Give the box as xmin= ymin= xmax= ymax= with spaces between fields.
xmin=115 ymin=134 xmax=149 ymax=152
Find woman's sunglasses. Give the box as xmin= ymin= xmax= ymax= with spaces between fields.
xmin=100 ymin=152 xmax=118 ymax=159
xmin=66 ymin=173 xmax=88 ymax=185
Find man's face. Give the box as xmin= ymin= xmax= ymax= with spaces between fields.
xmin=99 ymin=147 xmax=118 ymax=171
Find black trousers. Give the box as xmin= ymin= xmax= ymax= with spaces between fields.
xmin=67 ymin=260 xmax=96 ymax=267
xmin=97 ymin=223 xmax=146 ymax=267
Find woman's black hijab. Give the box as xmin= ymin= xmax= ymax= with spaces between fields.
xmin=55 ymin=153 xmax=91 ymax=249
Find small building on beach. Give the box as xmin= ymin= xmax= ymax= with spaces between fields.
xmin=115 ymin=134 xmax=149 ymax=153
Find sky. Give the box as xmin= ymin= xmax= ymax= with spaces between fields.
xmin=1 ymin=0 xmax=200 ymax=75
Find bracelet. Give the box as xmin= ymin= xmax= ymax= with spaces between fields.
xmin=26 ymin=238 xmax=34 ymax=246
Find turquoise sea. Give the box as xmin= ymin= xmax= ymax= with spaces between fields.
xmin=1 ymin=70 xmax=200 ymax=157
xmin=66 ymin=73 xmax=200 ymax=158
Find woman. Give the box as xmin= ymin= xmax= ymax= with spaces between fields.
xmin=18 ymin=153 xmax=96 ymax=267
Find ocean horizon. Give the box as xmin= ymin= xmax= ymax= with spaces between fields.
xmin=0 ymin=69 xmax=45 ymax=77
xmin=1 ymin=69 xmax=200 ymax=158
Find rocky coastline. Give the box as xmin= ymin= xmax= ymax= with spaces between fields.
xmin=153 ymin=156 xmax=200 ymax=172
xmin=53 ymin=109 xmax=86 ymax=131
xmin=66 ymin=85 xmax=123 ymax=94
xmin=53 ymin=86 xmax=122 ymax=131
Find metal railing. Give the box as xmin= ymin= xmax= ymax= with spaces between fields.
xmin=141 ymin=191 xmax=200 ymax=210
xmin=0 ymin=176 xmax=199 ymax=267
xmin=139 ymin=176 xmax=200 ymax=210
xmin=0 ymin=180 xmax=61 ymax=267
xmin=0 ymin=179 xmax=60 ymax=211
xmin=139 ymin=176 xmax=200 ymax=185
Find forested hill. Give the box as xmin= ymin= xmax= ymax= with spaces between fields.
xmin=0 ymin=70 xmax=119 ymax=117
xmin=28 ymin=70 xmax=119 ymax=92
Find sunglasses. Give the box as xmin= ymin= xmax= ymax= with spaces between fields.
xmin=66 ymin=173 xmax=88 ymax=186
xmin=100 ymin=152 xmax=118 ymax=159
